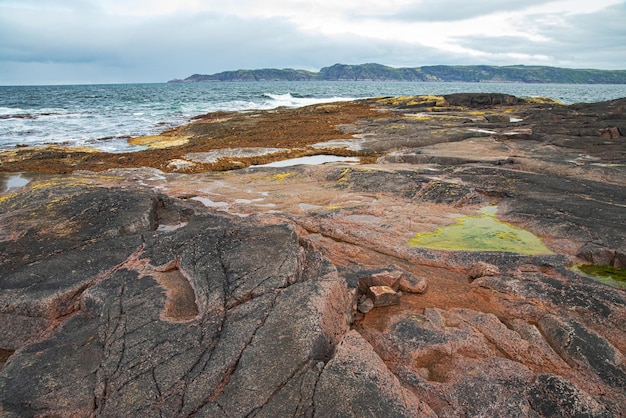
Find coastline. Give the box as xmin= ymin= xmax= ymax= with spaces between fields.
xmin=3 ymin=81 xmax=626 ymax=153
xmin=1 ymin=93 xmax=626 ymax=416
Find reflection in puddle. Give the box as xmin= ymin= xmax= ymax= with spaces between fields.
xmin=409 ymin=206 xmax=553 ymax=255
xmin=252 ymin=155 xmax=359 ymax=168
xmin=5 ymin=174 xmax=30 ymax=192
xmin=191 ymin=196 xmax=229 ymax=208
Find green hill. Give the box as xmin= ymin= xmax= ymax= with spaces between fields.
xmin=171 ymin=63 xmax=626 ymax=84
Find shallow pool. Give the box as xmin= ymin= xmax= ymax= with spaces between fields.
xmin=409 ymin=206 xmax=553 ymax=255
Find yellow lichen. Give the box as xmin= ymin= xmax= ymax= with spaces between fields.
xmin=524 ymin=97 xmax=562 ymax=105
xmin=128 ymin=135 xmax=190 ymax=149
xmin=46 ymin=196 xmax=72 ymax=210
xmin=376 ymin=95 xmax=447 ymax=107
xmin=30 ymin=178 xmax=89 ymax=190
xmin=269 ymin=172 xmax=293 ymax=182
xmin=0 ymin=192 xmax=18 ymax=206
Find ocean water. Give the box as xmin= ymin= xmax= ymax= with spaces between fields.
xmin=1 ymin=81 xmax=626 ymax=152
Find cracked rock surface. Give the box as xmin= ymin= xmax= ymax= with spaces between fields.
xmin=1 ymin=94 xmax=626 ymax=416
xmin=0 ymin=186 xmax=355 ymax=417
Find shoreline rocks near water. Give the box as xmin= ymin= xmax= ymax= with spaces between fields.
xmin=1 ymin=93 xmax=625 ymax=417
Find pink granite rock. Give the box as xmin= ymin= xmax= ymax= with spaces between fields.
xmin=367 ymin=285 xmax=400 ymax=307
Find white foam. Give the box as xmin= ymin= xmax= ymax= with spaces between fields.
xmin=263 ymin=93 xmax=355 ymax=109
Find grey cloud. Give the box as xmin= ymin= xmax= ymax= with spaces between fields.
xmin=370 ymin=0 xmax=548 ymax=22
xmin=537 ymin=4 xmax=626 ymax=50
xmin=446 ymin=4 xmax=626 ymax=69
xmin=1 ymin=1 xmax=624 ymax=84
xmin=1 ymin=7 xmax=459 ymax=84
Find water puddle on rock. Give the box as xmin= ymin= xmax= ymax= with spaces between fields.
xmin=409 ymin=206 xmax=553 ymax=255
xmin=252 ymin=155 xmax=359 ymax=168
xmin=191 ymin=196 xmax=229 ymax=208
xmin=572 ymin=264 xmax=626 ymax=289
xmin=4 ymin=173 xmax=31 ymax=192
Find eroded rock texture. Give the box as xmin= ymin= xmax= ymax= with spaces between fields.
xmin=0 ymin=185 xmax=356 ymax=417
xmin=1 ymin=95 xmax=626 ymax=417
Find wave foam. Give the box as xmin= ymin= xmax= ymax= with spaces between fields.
xmin=263 ymin=93 xmax=354 ymax=109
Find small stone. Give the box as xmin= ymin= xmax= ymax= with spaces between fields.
xmin=358 ymin=270 xmax=402 ymax=294
xmin=468 ymin=262 xmax=500 ymax=280
xmin=367 ymin=286 xmax=399 ymax=307
xmin=357 ymin=298 xmax=374 ymax=313
xmin=398 ymin=272 xmax=428 ymax=294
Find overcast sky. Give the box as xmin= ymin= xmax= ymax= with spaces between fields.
xmin=1 ymin=0 xmax=625 ymax=85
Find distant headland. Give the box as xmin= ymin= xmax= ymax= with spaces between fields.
xmin=170 ymin=63 xmax=626 ymax=84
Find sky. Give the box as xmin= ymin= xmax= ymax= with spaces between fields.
xmin=1 ymin=0 xmax=625 ymax=85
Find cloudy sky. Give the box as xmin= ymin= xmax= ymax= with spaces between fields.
xmin=1 ymin=0 xmax=625 ymax=85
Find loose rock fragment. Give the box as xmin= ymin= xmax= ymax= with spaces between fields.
xmin=358 ymin=269 xmax=402 ymax=294
xmin=367 ymin=285 xmax=400 ymax=307
xmin=357 ymin=297 xmax=374 ymax=314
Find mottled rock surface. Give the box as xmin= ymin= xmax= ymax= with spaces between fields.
xmin=0 ymin=185 xmax=355 ymax=417
xmin=1 ymin=94 xmax=625 ymax=416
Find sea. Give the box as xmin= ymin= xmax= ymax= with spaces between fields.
xmin=1 ymin=81 xmax=626 ymax=153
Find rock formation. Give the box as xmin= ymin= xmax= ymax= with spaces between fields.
xmin=1 ymin=93 xmax=625 ymax=416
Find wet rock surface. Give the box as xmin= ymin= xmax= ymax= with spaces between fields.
xmin=1 ymin=94 xmax=626 ymax=416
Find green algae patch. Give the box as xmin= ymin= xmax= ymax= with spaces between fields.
xmin=574 ymin=264 xmax=626 ymax=289
xmin=409 ymin=206 xmax=553 ymax=255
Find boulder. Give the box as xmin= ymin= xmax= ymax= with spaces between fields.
xmin=357 ymin=269 xmax=402 ymax=294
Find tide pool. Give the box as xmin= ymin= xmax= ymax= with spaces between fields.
xmin=409 ymin=206 xmax=552 ymax=255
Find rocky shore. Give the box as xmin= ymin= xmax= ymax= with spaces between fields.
xmin=1 ymin=93 xmax=625 ymax=417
